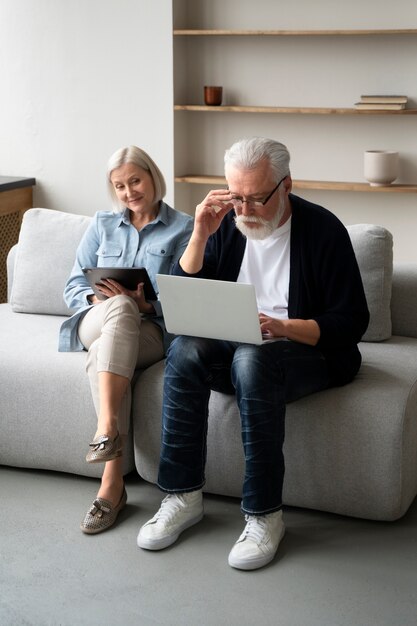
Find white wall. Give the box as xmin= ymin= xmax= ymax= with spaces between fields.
xmin=1 ymin=0 xmax=417 ymax=261
xmin=0 ymin=0 xmax=174 ymax=215
xmin=173 ymin=0 xmax=417 ymax=262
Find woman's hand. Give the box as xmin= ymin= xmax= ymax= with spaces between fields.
xmin=87 ymin=294 xmax=101 ymax=304
xmin=96 ymin=279 xmax=155 ymax=314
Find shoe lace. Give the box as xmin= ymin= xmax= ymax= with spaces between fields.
xmin=153 ymin=495 xmax=182 ymax=523
xmin=240 ymin=514 xmax=268 ymax=544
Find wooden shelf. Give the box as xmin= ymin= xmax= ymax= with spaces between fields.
xmin=175 ymin=175 xmax=417 ymax=193
xmin=175 ymin=175 xmax=227 ymax=185
xmin=175 ymin=105 xmax=417 ymax=115
xmin=174 ymin=29 xmax=417 ymax=36
xmin=174 ymin=24 xmax=417 ymax=201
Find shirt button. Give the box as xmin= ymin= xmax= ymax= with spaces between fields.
xmin=161 ymin=249 xmax=165 ymax=254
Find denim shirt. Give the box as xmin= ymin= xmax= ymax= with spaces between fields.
xmin=58 ymin=202 xmax=193 ymax=352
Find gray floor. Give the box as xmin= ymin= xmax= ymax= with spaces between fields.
xmin=1 ymin=466 xmax=417 ymax=626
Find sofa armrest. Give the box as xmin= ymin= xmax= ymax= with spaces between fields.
xmin=391 ymin=263 xmax=417 ymax=338
xmin=6 ymin=244 xmax=17 ymax=303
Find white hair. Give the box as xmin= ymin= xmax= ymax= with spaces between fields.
xmin=224 ymin=137 xmax=291 ymax=181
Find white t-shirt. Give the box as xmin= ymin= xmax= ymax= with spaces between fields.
xmin=237 ymin=217 xmax=291 ymax=319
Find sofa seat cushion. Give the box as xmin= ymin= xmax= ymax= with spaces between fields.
xmin=132 ymin=337 xmax=417 ymax=521
xmin=0 ymin=304 xmax=134 ymax=476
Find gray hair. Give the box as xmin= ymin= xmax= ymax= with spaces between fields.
xmin=107 ymin=145 xmax=166 ymax=211
xmin=224 ymin=137 xmax=291 ymax=181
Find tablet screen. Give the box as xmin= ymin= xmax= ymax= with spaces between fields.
xmin=82 ymin=267 xmax=157 ymax=301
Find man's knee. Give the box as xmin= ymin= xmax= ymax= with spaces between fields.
xmin=232 ymin=344 xmax=280 ymax=387
xmin=232 ymin=343 xmax=267 ymax=372
xmin=167 ymin=335 xmax=208 ymax=367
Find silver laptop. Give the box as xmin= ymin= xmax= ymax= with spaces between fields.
xmin=156 ymin=274 xmax=265 ymax=344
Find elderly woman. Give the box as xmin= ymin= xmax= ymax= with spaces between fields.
xmin=59 ymin=145 xmax=193 ymax=534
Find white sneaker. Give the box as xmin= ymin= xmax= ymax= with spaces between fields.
xmin=137 ymin=490 xmax=204 ymax=550
xmin=228 ymin=510 xmax=285 ymax=570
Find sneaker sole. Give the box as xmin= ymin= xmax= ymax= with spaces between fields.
xmin=137 ymin=510 xmax=204 ymax=551
xmin=228 ymin=526 xmax=285 ymax=571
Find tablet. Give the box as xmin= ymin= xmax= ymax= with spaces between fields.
xmin=82 ymin=267 xmax=157 ymax=301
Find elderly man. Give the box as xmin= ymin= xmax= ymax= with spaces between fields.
xmin=137 ymin=137 xmax=369 ymax=570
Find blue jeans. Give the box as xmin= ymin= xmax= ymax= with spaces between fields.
xmin=158 ymin=336 xmax=330 ymax=515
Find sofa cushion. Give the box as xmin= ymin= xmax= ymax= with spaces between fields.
xmin=347 ymin=224 xmax=393 ymax=342
xmin=10 ymin=208 xmax=91 ymax=315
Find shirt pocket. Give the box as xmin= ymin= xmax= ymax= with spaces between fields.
xmin=146 ymin=243 xmax=177 ymax=276
xmin=96 ymin=244 xmax=123 ymax=266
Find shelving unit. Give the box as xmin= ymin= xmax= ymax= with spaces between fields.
xmin=173 ymin=17 xmax=417 ymax=204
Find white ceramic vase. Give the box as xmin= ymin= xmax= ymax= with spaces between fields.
xmin=364 ymin=150 xmax=399 ymax=186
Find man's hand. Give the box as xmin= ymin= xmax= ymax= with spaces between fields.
xmin=180 ymin=189 xmax=234 ymax=274
xmin=259 ymin=313 xmax=320 ymax=346
xmin=193 ymin=189 xmax=234 ymax=242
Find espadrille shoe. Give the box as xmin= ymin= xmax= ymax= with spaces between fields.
xmin=86 ymin=432 xmax=122 ymax=463
xmin=80 ymin=488 xmax=127 ymax=534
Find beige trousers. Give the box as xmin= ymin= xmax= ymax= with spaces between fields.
xmin=78 ymin=295 xmax=164 ymax=435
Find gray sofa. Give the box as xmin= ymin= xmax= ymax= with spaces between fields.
xmin=1 ymin=208 xmax=417 ymax=522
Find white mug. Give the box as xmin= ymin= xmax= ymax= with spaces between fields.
xmin=364 ymin=150 xmax=399 ymax=186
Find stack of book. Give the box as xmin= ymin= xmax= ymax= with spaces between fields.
xmin=354 ymin=95 xmax=408 ymax=110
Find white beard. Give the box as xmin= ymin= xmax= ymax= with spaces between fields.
xmin=234 ymin=201 xmax=286 ymax=240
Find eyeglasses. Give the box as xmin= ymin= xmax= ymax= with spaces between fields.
xmin=229 ymin=175 xmax=287 ymax=210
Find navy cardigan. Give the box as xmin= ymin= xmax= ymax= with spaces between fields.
xmin=174 ymin=194 xmax=370 ymax=386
